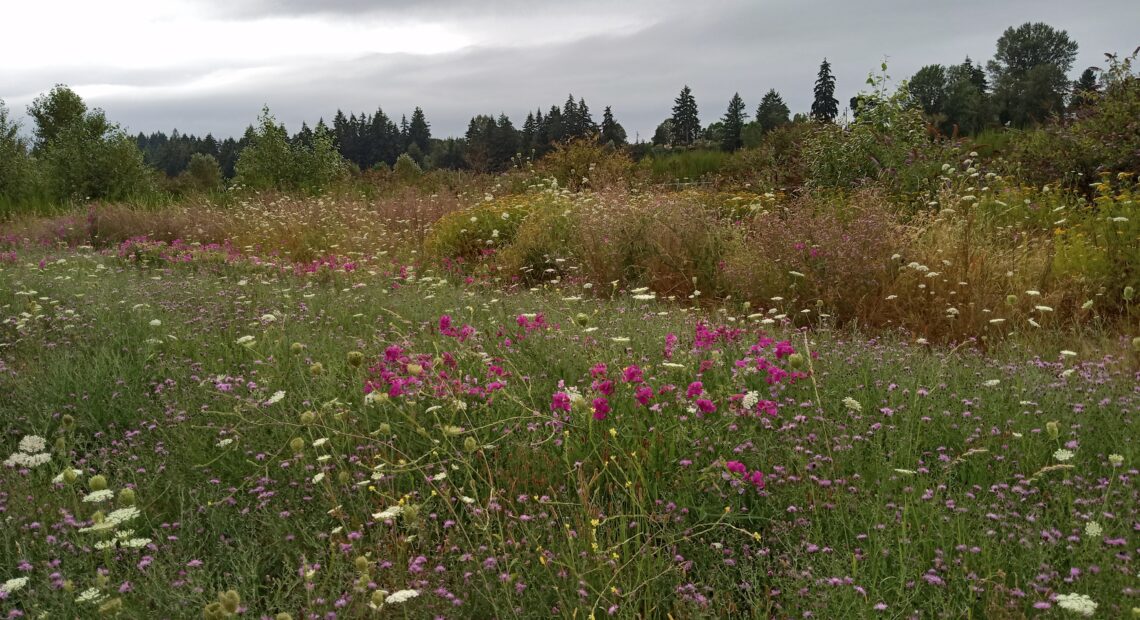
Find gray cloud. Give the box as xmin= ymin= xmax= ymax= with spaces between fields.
xmin=4 ymin=0 xmax=1138 ymax=141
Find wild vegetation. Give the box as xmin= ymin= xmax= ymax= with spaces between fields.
xmin=1 ymin=22 xmax=1138 ymax=620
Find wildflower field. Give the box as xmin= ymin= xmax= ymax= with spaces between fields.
xmin=0 ymin=230 xmax=1137 ymax=618
xmin=1 ymin=48 xmax=1139 ymax=620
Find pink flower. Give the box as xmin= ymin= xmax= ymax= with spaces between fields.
xmin=590 ymin=363 xmax=608 ymax=378
xmin=622 ymin=365 xmax=644 ymax=384
xmin=748 ymin=470 xmax=765 ymax=489
xmin=591 ymin=397 xmax=610 ymax=420
xmin=695 ymin=399 xmax=716 ymax=414
xmin=594 ymin=379 xmax=615 ymax=396
xmin=686 ymin=381 xmax=704 ymax=399
xmin=550 ymin=392 xmax=571 ymax=412
xmin=725 ymin=460 xmax=747 ymax=475
xmin=634 ymin=386 xmax=654 ymax=406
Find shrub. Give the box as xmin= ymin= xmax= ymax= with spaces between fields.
xmin=233 ymin=107 xmax=348 ymax=193
xmin=535 ymin=139 xmax=633 ymax=191
xmin=425 ymin=190 xmax=553 ymax=262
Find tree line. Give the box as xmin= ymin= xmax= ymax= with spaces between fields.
xmin=0 ymin=22 xmax=1105 ymax=204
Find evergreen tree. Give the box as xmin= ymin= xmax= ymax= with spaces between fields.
xmin=811 ymin=58 xmax=839 ymax=122
xmin=1070 ymin=68 xmax=1100 ymax=109
xmin=670 ymin=85 xmax=700 ymax=146
xmin=407 ymin=107 xmax=431 ymax=154
xmin=755 ymin=89 xmax=790 ymax=133
xmin=599 ymin=106 xmax=627 ymax=146
xmin=721 ymin=92 xmax=747 ymax=151
xmin=521 ymin=112 xmax=537 ymax=155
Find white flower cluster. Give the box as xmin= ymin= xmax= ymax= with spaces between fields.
xmin=742 ymin=391 xmax=760 ymax=411
xmin=1055 ymin=592 xmax=1097 ymax=617
xmin=4 ymin=434 xmax=52 ymax=469
xmin=842 ymin=397 xmax=863 ymax=413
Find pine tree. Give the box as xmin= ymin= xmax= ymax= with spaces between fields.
xmin=721 ymin=93 xmax=747 ymax=151
xmin=811 ymin=58 xmax=839 ymax=122
xmin=755 ymin=89 xmax=790 ymax=133
xmin=1070 ymin=68 xmax=1099 ymax=109
xmin=599 ymin=106 xmax=627 ymax=146
xmin=407 ymin=107 xmax=431 ymax=154
xmin=670 ymin=85 xmax=700 ymax=146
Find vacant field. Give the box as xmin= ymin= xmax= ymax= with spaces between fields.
xmin=0 ymin=244 xmax=1136 ymax=619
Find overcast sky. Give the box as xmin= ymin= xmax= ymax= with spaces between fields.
xmin=3 ymin=0 xmax=1138 ymax=141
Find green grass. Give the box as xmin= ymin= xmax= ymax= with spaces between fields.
xmin=0 ymin=248 xmax=1136 ymax=618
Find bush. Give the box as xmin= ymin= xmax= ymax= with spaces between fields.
xmin=535 ymin=139 xmax=633 ymax=191
xmin=233 ymin=107 xmax=348 ymax=193
xmin=425 ymin=190 xmax=554 ymax=262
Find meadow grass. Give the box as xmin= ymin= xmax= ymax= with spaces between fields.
xmin=0 ymin=245 xmax=1136 ymax=619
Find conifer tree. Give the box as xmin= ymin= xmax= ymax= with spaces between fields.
xmin=755 ymin=89 xmax=790 ymax=133
xmin=670 ymin=85 xmax=700 ymax=146
xmin=721 ymin=93 xmax=747 ymax=151
xmin=811 ymin=58 xmax=839 ymax=122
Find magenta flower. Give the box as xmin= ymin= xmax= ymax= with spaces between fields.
xmin=725 ymin=460 xmax=747 ymax=475
xmin=695 ymin=399 xmax=716 ymax=414
xmin=622 ymin=365 xmax=644 ymax=384
xmin=551 ymin=392 xmax=571 ymax=412
xmin=634 ymin=386 xmax=654 ymax=406
xmin=748 ymin=470 xmax=765 ymax=489
xmin=686 ymin=381 xmax=704 ymax=399
xmin=591 ymin=397 xmax=610 ymax=420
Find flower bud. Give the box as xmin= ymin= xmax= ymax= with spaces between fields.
xmin=1133 ymin=336 xmax=1140 ymax=352
xmin=118 ymin=488 xmax=136 ymax=506
xmin=347 ymin=351 xmax=364 ymax=367
xmin=89 ymin=475 xmax=108 ymax=491
xmin=202 ymin=602 xmax=226 ymax=620
xmin=299 ymin=411 xmax=316 ymax=425
xmin=378 ymin=422 xmax=391 ymax=435
xmin=98 ymin=597 xmax=123 ymax=616
xmin=61 ymin=414 xmax=76 ymax=431
xmin=291 ymin=342 xmax=304 ymax=355
xmin=403 ymin=504 xmax=419 ymax=521
xmin=337 ymin=471 xmax=351 ymax=485
xmin=371 ymin=590 xmax=386 ymax=607
xmin=219 ymin=589 xmax=240 ymax=614
xmin=575 ymin=312 xmax=589 ymax=326
xmin=1046 ymin=420 xmax=1059 ymax=440
xmin=464 ymin=436 xmax=478 ymax=453
xmin=1005 ymin=295 xmax=1017 ymax=306
xmin=289 ymin=437 xmax=305 ymax=453
xmin=406 ymin=363 xmax=423 ymax=377
xmin=309 ymin=362 xmax=324 ymax=376
xmin=275 ymin=614 xmax=293 ymax=620
xmin=1124 ymin=286 xmax=1135 ymax=301
xmin=787 ymin=353 xmax=805 ymax=370
xmin=54 ymin=437 xmax=67 ymax=452
xmin=63 ymin=468 xmax=79 ymax=485
xmin=354 ymin=556 xmax=371 ymax=573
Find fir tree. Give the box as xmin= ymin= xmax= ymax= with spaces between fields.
xmin=721 ymin=92 xmax=747 ymax=151
xmin=670 ymin=85 xmax=700 ymax=146
xmin=811 ymin=58 xmax=839 ymax=122
xmin=755 ymin=89 xmax=790 ymax=133
xmin=599 ymin=106 xmax=627 ymax=146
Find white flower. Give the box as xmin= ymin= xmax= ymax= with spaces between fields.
xmin=1108 ymin=454 xmax=1124 ymax=467
xmin=106 ymin=507 xmax=140 ymax=525
xmin=216 ymin=438 xmax=234 ymax=448
xmin=76 ymin=587 xmax=106 ymax=603
xmin=311 ymin=437 xmax=329 ymax=448
xmin=311 ymin=472 xmax=325 ymax=484
xmin=385 ymin=589 xmax=420 ymax=604
xmin=18 ymin=435 xmax=47 ymax=453
xmin=632 ymin=294 xmax=656 ymax=301
xmin=1055 ymin=592 xmax=1097 ymax=616
xmin=1053 ymin=449 xmax=1075 ymax=462
xmin=983 ymin=379 xmax=1000 ymax=387
xmin=235 ymin=335 xmax=255 ymax=345
xmin=1035 ymin=305 xmax=1054 ymax=313
xmin=1084 ymin=521 xmax=1103 ymax=538
xmin=1060 ymin=350 xmax=1076 ymax=357
xmin=1 ymin=576 xmax=29 ymax=594
xmin=265 ymin=390 xmax=285 ymax=405
xmin=260 ymin=313 xmax=277 ymax=323
xmin=4 ymin=451 xmax=52 ymax=468
xmin=82 ymin=490 xmax=115 ymax=503
xmin=610 ymin=337 xmax=630 ymax=343
xmin=149 ymin=319 xmax=162 ymax=327
xmin=121 ymin=537 xmax=151 ymax=548
xmin=842 ymin=397 xmax=862 ymax=413
xmin=742 ymin=391 xmax=759 ymax=410
xmin=373 ymin=505 xmax=404 ymax=520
